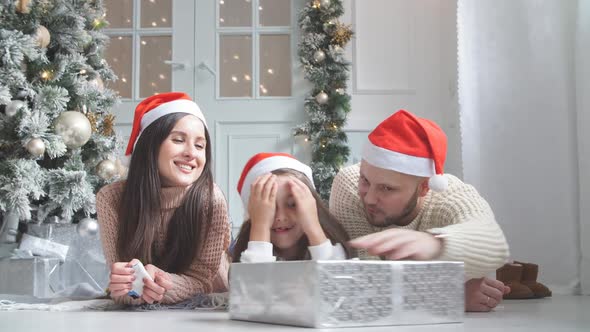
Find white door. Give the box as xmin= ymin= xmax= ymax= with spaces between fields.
xmin=103 ymin=0 xmax=196 ymax=144
xmin=195 ymin=0 xmax=307 ymax=233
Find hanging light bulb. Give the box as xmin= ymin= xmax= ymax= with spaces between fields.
xmin=40 ymin=70 xmax=52 ymax=80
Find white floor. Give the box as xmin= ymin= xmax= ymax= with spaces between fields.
xmin=1 ymin=295 xmax=589 ymax=331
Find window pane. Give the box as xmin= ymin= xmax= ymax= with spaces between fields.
xmin=259 ymin=0 xmax=290 ymax=27
xmin=104 ymin=0 xmax=133 ymax=28
xmin=219 ymin=0 xmax=252 ymax=27
xmin=141 ymin=0 xmax=172 ymax=28
xmin=104 ymin=36 xmax=132 ymax=98
xmin=220 ymin=35 xmax=252 ymax=97
xmin=259 ymin=34 xmax=291 ymax=97
xmin=139 ymin=36 xmax=172 ymax=98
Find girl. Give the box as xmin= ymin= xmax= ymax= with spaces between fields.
xmin=96 ymin=92 xmax=230 ymax=305
xmin=232 ymin=153 xmax=355 ymax=262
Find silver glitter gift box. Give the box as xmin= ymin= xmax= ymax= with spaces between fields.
xmin=0 ymin=224 xmax=109 ymax=298
xmin=229 ymin=260 xmax=464 ymax=328
xmin=0 ymin=257 xmax=61 ymax=298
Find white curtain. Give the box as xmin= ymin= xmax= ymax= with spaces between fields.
xmin=458 ymin=0 xmax=588 ymax=294
xmin=575 ymin=1 xmax=590 ymax=296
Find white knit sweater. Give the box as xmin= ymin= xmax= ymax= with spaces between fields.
xmin=329 ymin=164 xmax=510 ymax=278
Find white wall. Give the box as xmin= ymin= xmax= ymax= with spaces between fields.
xmin=458 ymin=0 xmax=580 ymax=294
xmin=342 ymin=0 xmax=460 ymax=177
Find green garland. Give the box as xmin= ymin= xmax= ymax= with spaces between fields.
xmin=296 ymin=0 xmax=354 ymax=200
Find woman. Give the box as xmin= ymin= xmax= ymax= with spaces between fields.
xmin=96 ymin=92 xmax=230 ymax=305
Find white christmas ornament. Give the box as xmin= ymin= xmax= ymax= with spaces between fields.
xmin=54 ymin=111 xmax=92 ymax=149
xmin=81 ymin=31 xmax=92 ymax=47
xmin=313 ymin=50 xmax=326 ymax=63
xmin=5 ymin=100 xmax=25 ymax=116
xmin=115 ymin=158 xmax=128 ymax=177
xmin=45 ymin=216 xmax=61 ymax=224
xmin=26 ymin=138 xmax=45 ymax=157
xmin=320 ymin=0 xmax=331 ymax=8
xmin=35 ymin=25 xmax=50 ymax=48
xmin=315 ymin=91 xmax=329 ymax=104
xmin=96 ymin=159 xmax=117 ymax=180
xmin=76 ymin=104 xmax=88 ymax=114
xmin=77 ymin=218 xmax=99 ymax=238
xmin=89 ymin=76 xmax=105 ymax=91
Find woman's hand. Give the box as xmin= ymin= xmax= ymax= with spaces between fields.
xmin=108 ymin=261 xmax=135 ymax=298
xmin=142 ymin=262 xmax=174 ymax=304
xmin=248 ymin=173 xmax=278 ymax=242
xmin=286 ymin=177 xmax=327 ymax=246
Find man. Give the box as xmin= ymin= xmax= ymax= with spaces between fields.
xmin=329 ymin=110 xmax=510 ymax=312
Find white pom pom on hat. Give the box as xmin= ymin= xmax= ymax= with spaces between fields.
xmin=361 ymin=109 xmax=448 ymax=191
xmin=428 ymin=174 xmax=448 ymax=192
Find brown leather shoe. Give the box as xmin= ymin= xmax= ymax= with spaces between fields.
xmin=496 ymin=263 xmax=535 ymax=299
xmin=514 ymin=261 xmax=552 ymax=298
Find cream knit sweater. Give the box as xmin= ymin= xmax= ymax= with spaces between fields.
xmin=329 ymin=164 xmax=509 ymax=278
xmin=96 ymin=181 xmax=231 ymax=305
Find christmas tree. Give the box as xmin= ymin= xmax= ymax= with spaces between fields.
xmin=296 ymin=0 xmax=353 ymax=200
xmin=0 ymin=0 xmax=120 ymax=228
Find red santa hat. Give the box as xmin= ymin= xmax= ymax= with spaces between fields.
xmin=237 ymin=152 xmax=314 ymax=207
xmin=124 ymin=92 xmax=207 ymax=161
xmin=362 ymin=110 xmax=448 ymax=191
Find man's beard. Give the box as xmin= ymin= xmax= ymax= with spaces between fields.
xmin=365 ymin=187 xmax=420 ymax=227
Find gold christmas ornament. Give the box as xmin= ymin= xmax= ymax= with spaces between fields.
xmin=15 ymin=0 xmax=32 ymax=14
xmin=312 ymin=0 xmax=320 ymax=9
xmin=86 ymin=111 xmax=97 ymax=133
xmin=315 ymin=91 xmax=329 ymax=104
xmin=96 ymin=159 xmax=117 ymax=181
xmin=54 ymin=111 xmax=92 ymax=149
xmin=331 ymin=22 xmax=353 ymax=47
xmin=26 ymin=138 xmax=45 ymax=157
xmin=101 ymin=113 xmax=115 ymax=136
xmin=35 ymin=25 xmax=51 ymax=48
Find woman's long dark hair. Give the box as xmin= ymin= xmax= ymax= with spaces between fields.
xmin=117 ymin=113 xmax=213 ymax=273
xmin=232 ymin=168 xmax=356 ymax=262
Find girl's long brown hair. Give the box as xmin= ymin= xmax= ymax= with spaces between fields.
xmin=232 ymin=168 xmax=355 ymax=262
xmin=117 ymin=113 xmax=214 ymax=273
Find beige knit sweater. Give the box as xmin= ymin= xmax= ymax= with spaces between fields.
xmin=96 ymin=181 xmax=231 ymax=305
xmin=329 ymin=164 xmax=510 ymax=278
